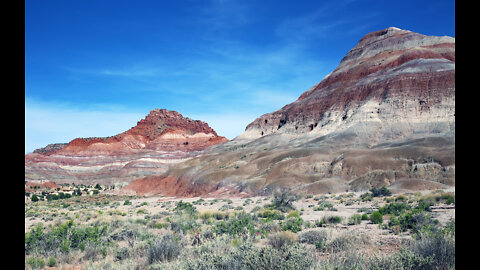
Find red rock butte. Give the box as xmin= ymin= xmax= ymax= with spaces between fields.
xmin=25 ymin=109 xmax=229 ymax=186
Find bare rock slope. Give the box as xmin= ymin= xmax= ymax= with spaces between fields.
xmin=124 ymin=27 xmax=455 ymax=196
xmin=25 ymin=109 xmax=229 ymax=186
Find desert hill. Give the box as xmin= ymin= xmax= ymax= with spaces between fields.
xmin=123 ymin=27 xmax=455 ymax=197
xmin=25 ymin=109 xmax=229 ymax=186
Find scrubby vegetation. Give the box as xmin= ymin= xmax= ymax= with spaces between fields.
xmin=25 ymin=189 xmax=455 ymax=269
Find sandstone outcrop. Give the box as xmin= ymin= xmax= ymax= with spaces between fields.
xmin=123 ymin=27 xmax=455 ymax=196
xmin=25 ymin=109 xmax=229 ymax=185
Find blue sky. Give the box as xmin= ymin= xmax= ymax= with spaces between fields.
xmin=25 ymin=0 xmax=455 ymax=154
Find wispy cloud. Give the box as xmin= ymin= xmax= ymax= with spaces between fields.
xmin=275 ymin=0 xmax=375 ymax=42
xmin=98 ymin=68 xmax=159 ymax=77
xmin=66 ymin=66 xmax=161 ymax=78
xmin=193 ymin=0 xmax=252 ymax=31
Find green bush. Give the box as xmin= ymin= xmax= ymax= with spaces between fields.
xmin=369 ymin=211 xmax=383 ymax=224
xmin=348 ymin=214 xmax=362 ymax=225
xmin=370 ymin=185 xmax=392 ymax=197
xmin=389 ymin=211 xmax=438 ymax=234
xmin=360 ymin=192 xmax=372 ymax=202
xmin=174 ymin=200 xmax=197 ymax=215
xmin=47 ymin=256 xmax=56 ymax=267
xmin=378 ymin=202 xmax=411 ymax=216
xmin=258 ymin=209 xmax=284 ymax=220
xmin=25 ymin=220 xmax=109 ymax=256
xmin=280 ymin=216 xmax=303 ymax=233
xmin=215 ymin=211 xmax=256 ymax=236
xmin=286 ymin=210 xmax=300 ymax=218
xmin=319 ymin=215 xmax=343 ymax=226
xmin=26 ymin=257 xmax=45 ymax=269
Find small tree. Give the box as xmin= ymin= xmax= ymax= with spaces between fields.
xmin=31 ymin=194 xmax=39 ymax=202
xmin=271 ymin=190 xmax=298 ymax=212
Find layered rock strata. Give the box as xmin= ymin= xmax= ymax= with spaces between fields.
xmin=123 ymin=27 xmax=455 ymax=197
xmin=240 ymin=27 xmax=454 ymax=145
xmin=25 ymin=109 xmax=229 ymax=186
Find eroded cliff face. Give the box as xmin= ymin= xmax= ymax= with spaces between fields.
xmin=239 ymin=27 xmax=455 ymax=145
xmin=25 ymin=109 xmax=229 ymax=186
xmin=123 ymin=27 xmax=455 ymax=197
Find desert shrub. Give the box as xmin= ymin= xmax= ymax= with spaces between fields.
xmin=318 ymin=201 xmax=334 ymax=210
xmin=389 ymin=211 xmax=438 ymax=234
xmin=369 ymin=211 xmax=383 ymax=224
xmin=174 ymin=200 xmax=197 ymax=215
xmin=26 ymin=257 xmax=45 ymax=269
xmin=258 ymin=209 xmax=284 ymax=220
xmin=378 ymin=202 xmax=411 ymax=216
xmin=268 ymin=231 xmax=298 ymax=249
xmin=286 ymin=210 xmax=300 ymax=218
xmin=171 ymin=238 xmax=317 ymax=270
xmin=421 ymin=191 xmax=455 ymax=205
xmin=259 ymin=221 xmax=280 ymax=235
xmin=365 ymin=249 xmax=434 ymax=270
xmin=370 ymin=185 xmax=392 ymax=197
xmin=322 ymin=232 xmax=368 ymax=254
xmin=279 ymin=216 xmax=304 ymax=233
xmin=114 ymin=247 xmax=130 ymax=261
xmin=298 ymin=230 xmax=328 ymax=250
xmin=123 ymin=200 xmax=132 ymax=205
xmin=416 ymin=199 xmax=433 ymax=212
xmin=198 ymin=211 xmax=213 ymax=223
xmin=317 ymin=215 xmax=342 ymax=226
xmin=31 ymin=194 xmax=39 ymax=202
xmin=409 ymin=231 xmax=455 ymax=269
xmin=360 ymin=192 xmax=372 ymax=202
xmin=168 ymin=213 xmax=199 ymax=234
xmin=214 ymin=211 xmax=256 ymax=236
xmin=270 ymin=190 xmax=298 ymax=212
xmin=148 ymin=234 xmax=185 ymax=264
xmin=47 ymin=256 xmax=56 ymax=267
xmin=25 ymin=220 xmax=108 ymax=255
xmin=348 ymin=214 xmax=362 ymax=225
